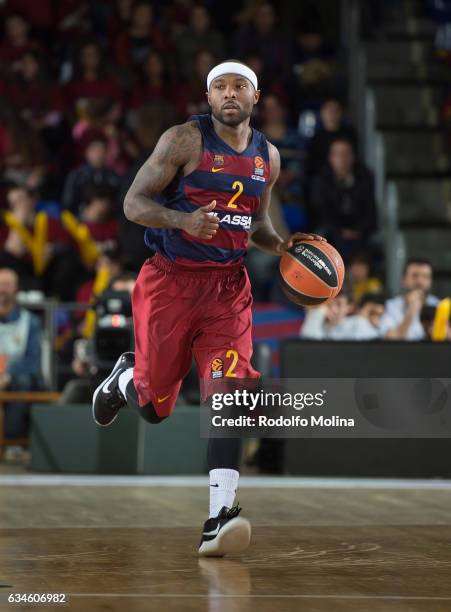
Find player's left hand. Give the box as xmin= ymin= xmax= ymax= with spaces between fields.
xmin=276 ymin=232 xmax=327 ymax=255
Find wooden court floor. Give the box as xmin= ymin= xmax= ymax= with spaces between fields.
xmin=0 ymin=478 xmax=451 ymax=611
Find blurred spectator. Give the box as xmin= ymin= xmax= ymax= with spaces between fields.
xmin=119 ymin=103 xmax=178 ymax=271
xmin=102 ymin=101 xmax=140 ymax=175
xmin=76 ymin=246 xmax=124 ymax=338
xmin=290 ymin=18 xmax=337 ymax=110
xmin=184 ymin=49 xmax=217 ymax=116
xmin=301 ymin=290 xmax=352 ymax=339
xmin=0 ymin=50 xmax=64 ymax=135
xmin=309 ymin=137 xmax=377 ymax=261
xmin=305 ymin=98 xmax=357 ymax=177
xmin=71 ymin=99 xmax=138 ymax=174
xmin=107 ymin=0 xmax=134 ymax=38
xmin=60 ymin=336 xmax=94 ymax=404
xmin=300 ymin=289 xmax=383 ymax=340
xmin=62 ymin=136 xmax=120 ymax=215
xmin=0 ymin=184 xmax=82 ymax=299
xmin=0 ymin=267 xmax=42 ymax=438
xmin=64 ymin=41 xmax=122 ymax=120
xmin=174 ymin=5 xmax=225 ymax=80
xmin=232 ymin=3 xmax=291 ymax=85
xmin=0 ymin=12 xmax=41 ymax=77
xmin=6 ymin=1 xmax=53 ymax=39
xmin=56 ymin=1 xmax=92 ymax=40
xmin=0 ymin=185 xmax=40 ymax=286
xmin=109 ymin=102 xmax=140 ymax=174
xmin=80 ymin=186 xmax=119 ymax=253
xmin=260 ymin=94 xmax=306 ymax=231
xmin=357 ymin=292 xmax=385 ymax=336
xmin=0 ymin=104 xmax=48 ymax=190
xmin=76 ymin=246 xmax=123 ymax=310
xmin=60 ymin=269 xmax=136 ymax=404
xmin=114 ymin=1 xmax=168 ymax=70
xmin=244 ymin=52 xmax=288 ymax=117
xmin=347 ymin=252 xmax=383 ymax=303
xmin=163 ymin=0 xmax=192 ymax=37
xmin=129 ymin=51 xmax=181 ymax=115
xmin=380 ymin=259 xmax=440 ymax=340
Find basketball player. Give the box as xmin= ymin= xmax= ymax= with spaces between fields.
xmin=92 ymin=60 xmax=325 ymax=556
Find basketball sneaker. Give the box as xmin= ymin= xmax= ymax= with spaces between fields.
xmin=198 ymin=505 xmax=251 ymax=557
xmin=92 ymin=352 xmax=135 ymax=426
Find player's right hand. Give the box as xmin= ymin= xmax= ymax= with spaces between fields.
xmin=183 ymin=200 xmax=219 ymax=239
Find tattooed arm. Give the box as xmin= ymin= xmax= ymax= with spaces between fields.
xmin=124 ymin=122 xmax=220 ymax=240
xmin=250 ymin=142 xmax=326 ymax=255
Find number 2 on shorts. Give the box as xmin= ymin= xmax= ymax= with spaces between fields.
xmin=225 ymin=349 xmax=238 ymax=377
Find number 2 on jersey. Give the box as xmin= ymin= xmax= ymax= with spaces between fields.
xmin=226 ymin=181 xmax=243 ymax=209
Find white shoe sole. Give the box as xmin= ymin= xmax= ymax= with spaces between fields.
xmin=198 ymin=517 xmax=251 ymax=557
xmin=92 ymin=355 xmax=126 ymax=427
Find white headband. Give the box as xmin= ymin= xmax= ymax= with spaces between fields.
xmin=207 ymin=62 xmax=258 ymax=91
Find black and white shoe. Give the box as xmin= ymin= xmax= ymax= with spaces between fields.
xmin=198 ymin=505 xmax=251 ymax=557
xmin=92 ymin=352 xmax=135 ymax=426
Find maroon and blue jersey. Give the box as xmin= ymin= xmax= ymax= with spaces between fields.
xmin=144 ymin=113 xmax=270 ymax=267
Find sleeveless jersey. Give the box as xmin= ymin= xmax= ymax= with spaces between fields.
xmin=144 ymin=113 xmax=270 ymax=267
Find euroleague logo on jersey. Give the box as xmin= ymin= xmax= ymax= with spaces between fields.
xmin=254 ymin=156 xmax=264 ymax=170
xmin=211 ymin=358 xmax=224 ymax=379
xmin=251 ymin=155 xmax=266 ymax=182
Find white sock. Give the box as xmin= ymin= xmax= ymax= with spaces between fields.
xmin=209 ymin=468 xmax=239 ymax=518
xmin=118 ymin=368 xmax=134 ymax=398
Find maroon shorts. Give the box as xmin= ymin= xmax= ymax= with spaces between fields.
xmin=132 ymin=253 xmax=260 ymax=417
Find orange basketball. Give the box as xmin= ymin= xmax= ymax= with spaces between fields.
xmin=279 ymin=240 xmax=345 ymax=306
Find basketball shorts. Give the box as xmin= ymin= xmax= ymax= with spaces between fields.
xmin=132 ymin=253 xmax=260 ymax=418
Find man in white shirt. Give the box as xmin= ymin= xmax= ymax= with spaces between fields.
xmin=300 ymin=291 xmax=384 ymax=340
xmin=379 ymin=259 xmax=439 ymax=341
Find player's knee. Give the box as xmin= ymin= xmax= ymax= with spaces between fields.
xmin=140 ymin=402 xmax=168 ymax=424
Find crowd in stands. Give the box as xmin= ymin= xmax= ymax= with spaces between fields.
xmin=0 ymin=0 xmax=450 ymax=433
xmin=0 ymin=0 xmax=371 ymax=297
xmin=301 ymin=259 xmax=451 ymax=342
